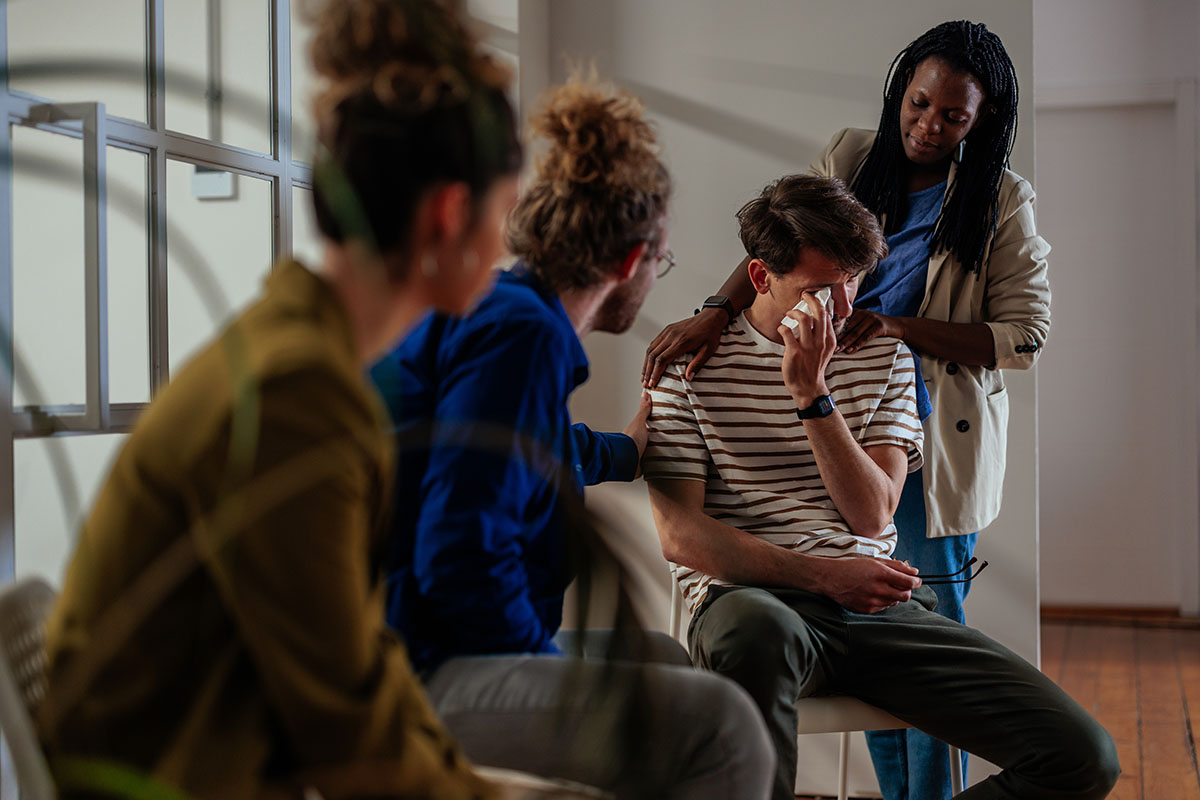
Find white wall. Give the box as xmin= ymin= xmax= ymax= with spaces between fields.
xmin=1034 ymin=0 xmax=1199 ymax=88
xmin=7 ymin=0 xmax=146 ymax=124
xmin=1034 ymin=0 xmax=1200 ymax=613
xmin=524 ymin=2 xmax=1036 ymax=793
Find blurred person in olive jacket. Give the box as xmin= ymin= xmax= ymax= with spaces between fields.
xmin=37 ymin=2 xmax=521 ymax=798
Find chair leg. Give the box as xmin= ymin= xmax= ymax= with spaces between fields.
xmin=837 ymin=731 xmax=850 ymax=800
xmin=668 ymin=583 xmax=681 ymax=641
xmin=949 ymin=745 xmax=964 ymax=795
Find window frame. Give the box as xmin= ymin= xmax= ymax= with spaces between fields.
xmin=0 ymin=0 xmax=315 ymax=585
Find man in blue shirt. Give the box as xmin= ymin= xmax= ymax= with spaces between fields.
xmin=371 ymin=263 xmax=647 ymax=670
xmin=370 ymin=257 xmax=775 ymax=797
xmin=369 ymin=79 xmax=775 ymax=799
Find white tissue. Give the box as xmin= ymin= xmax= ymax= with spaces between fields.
xmin=780 ymin=287 xmax=832 ymax=330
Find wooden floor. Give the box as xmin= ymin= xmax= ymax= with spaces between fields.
xmin=1043 ymin=620 xmax=1200 ymax=800
xmin=797 ymin=619 xmax=1200 ymax=800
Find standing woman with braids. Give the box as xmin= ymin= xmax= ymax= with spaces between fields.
xmin=38 ymin=2 xmax=521 ymax=798
xmin=641 ymin=21 xmax=1050 ymax=800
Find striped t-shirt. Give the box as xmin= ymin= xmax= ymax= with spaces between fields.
xmin=644 ymin=314 xmax=924 ymax=613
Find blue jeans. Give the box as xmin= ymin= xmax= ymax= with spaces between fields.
xmin=865 ymin=469 xmax=977 ymax=800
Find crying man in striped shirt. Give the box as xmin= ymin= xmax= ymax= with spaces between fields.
xmin=644 ymin=173 xmax=1118 ymax=800
xmin=645 ymin=175 xmax=923 ymax=620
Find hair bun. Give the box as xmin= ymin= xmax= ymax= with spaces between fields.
xmin=506 ymin=77 xmax=671 ymax=292
xmin=532 ymin=82 xmax=660 ymax=192
xmin=305 ymin=0 xmax=522 ymax=261
xmin=308 ymin=0 xmax=510 ymax=131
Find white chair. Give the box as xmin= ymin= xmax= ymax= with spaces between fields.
xmin=0 ymin=576 xmax=58 ymax=800
xmin=668 ymin=585 xmax=964 ymax=800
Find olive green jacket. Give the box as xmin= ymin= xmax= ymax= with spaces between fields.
xmin=811 ymin=128 xmax=1052 ymax=537
xmin=39 ymin=261 xmax=491 ymax=800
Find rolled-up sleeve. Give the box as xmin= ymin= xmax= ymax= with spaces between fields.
xmin=983 ymin=177 xmax=1052 ymax=371
xmin=571 ymin=425 xmax=639 ymax=485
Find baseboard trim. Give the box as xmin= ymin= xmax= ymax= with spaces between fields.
xmin=1041 ymin=605 xmax=1200 ymax=629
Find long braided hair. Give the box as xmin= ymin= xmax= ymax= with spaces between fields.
xmin=851 ymin=20 xmax=1019 ymax=274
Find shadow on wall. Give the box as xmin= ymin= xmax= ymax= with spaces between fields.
xmin=621 ymin=78 xmax=825 ymax=164
xmin=695 ymin=55 xmax=880 ymax=104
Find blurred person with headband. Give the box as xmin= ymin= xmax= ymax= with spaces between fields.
xmin=38 ymin=1 xmax=522 ymax=797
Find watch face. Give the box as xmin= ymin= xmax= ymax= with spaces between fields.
xmin=703 ymin=295 xmax=729 ymax=306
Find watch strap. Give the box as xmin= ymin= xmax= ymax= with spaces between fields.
xmin=699 ymin=295 xmax=736 ymax=322
xmin=796 ymin=394 xmax=837 ymax=420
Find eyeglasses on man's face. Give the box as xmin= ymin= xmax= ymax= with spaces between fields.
xmin=654 ymin=247 xmax=676 ymax=279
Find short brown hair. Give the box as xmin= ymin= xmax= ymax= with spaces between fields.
xmin=506 ymin=79 xmax=672 ymax=292
xmin=737 ymin=174 xmax=886 ymax=276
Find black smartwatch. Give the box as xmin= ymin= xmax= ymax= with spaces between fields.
xmin=697 ymin=295 xmax=736 ymax=322
xmin=796 ymin=394 xmax=837 ymax=420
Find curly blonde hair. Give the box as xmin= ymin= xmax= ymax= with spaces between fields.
xmin=506 ymin=80 xmax=671 ymax=291
xmin=307 ymin=0 xmax=522 ymax=260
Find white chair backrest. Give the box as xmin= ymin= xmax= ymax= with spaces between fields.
xmin=0 ymin=577 xmax=58 ymax=800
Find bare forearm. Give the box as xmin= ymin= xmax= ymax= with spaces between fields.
xmin=899 ymin=318 xmax=995 ymax=367
xmin=804 ymin=412 xmax=898 ymax=537
xmin=649 ymin=484 xmax=824 ymax=590
xmin=647 ymin=480 xmax=923 ymax=613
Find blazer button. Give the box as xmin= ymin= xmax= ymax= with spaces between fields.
xmin=946 ymin=362 xmax=959 ymax=375
xmin=956 ymin=419 xmax=970 ymax=433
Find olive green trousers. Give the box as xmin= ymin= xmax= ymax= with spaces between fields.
xmin=688 ymin=584 xmax=1120 ymax=800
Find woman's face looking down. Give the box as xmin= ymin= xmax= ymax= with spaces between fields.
xmin=898 ymin=56 xmax=989 ymax=168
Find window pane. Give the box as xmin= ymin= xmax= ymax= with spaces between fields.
xmin=7 ymin=0 xmax=147 ymax=123
xmin=165 ymin=1 xmax=271 ymax=154
xmin=466 ymin=0 xmax=519 ymax=99
xmin=166 ymin=161 xmax=271 ymax=374
xmin=291 ymin=3 xmax=318 ymax=164
xmin=15 ymin=434 xmax=127 ymax=588
xmin=291 ymin=185 xmax=323 ymax=267
xmin=108 ymin=146 xmax=151 ymax=404
xmin=11 ymin=125 xmax=86 ymax=408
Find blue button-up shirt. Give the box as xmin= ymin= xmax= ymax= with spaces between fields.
xmin=370 ymin=265 xmax=640 ymax=672
xmin=855 ymin=180 xmax=944 ymax=421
